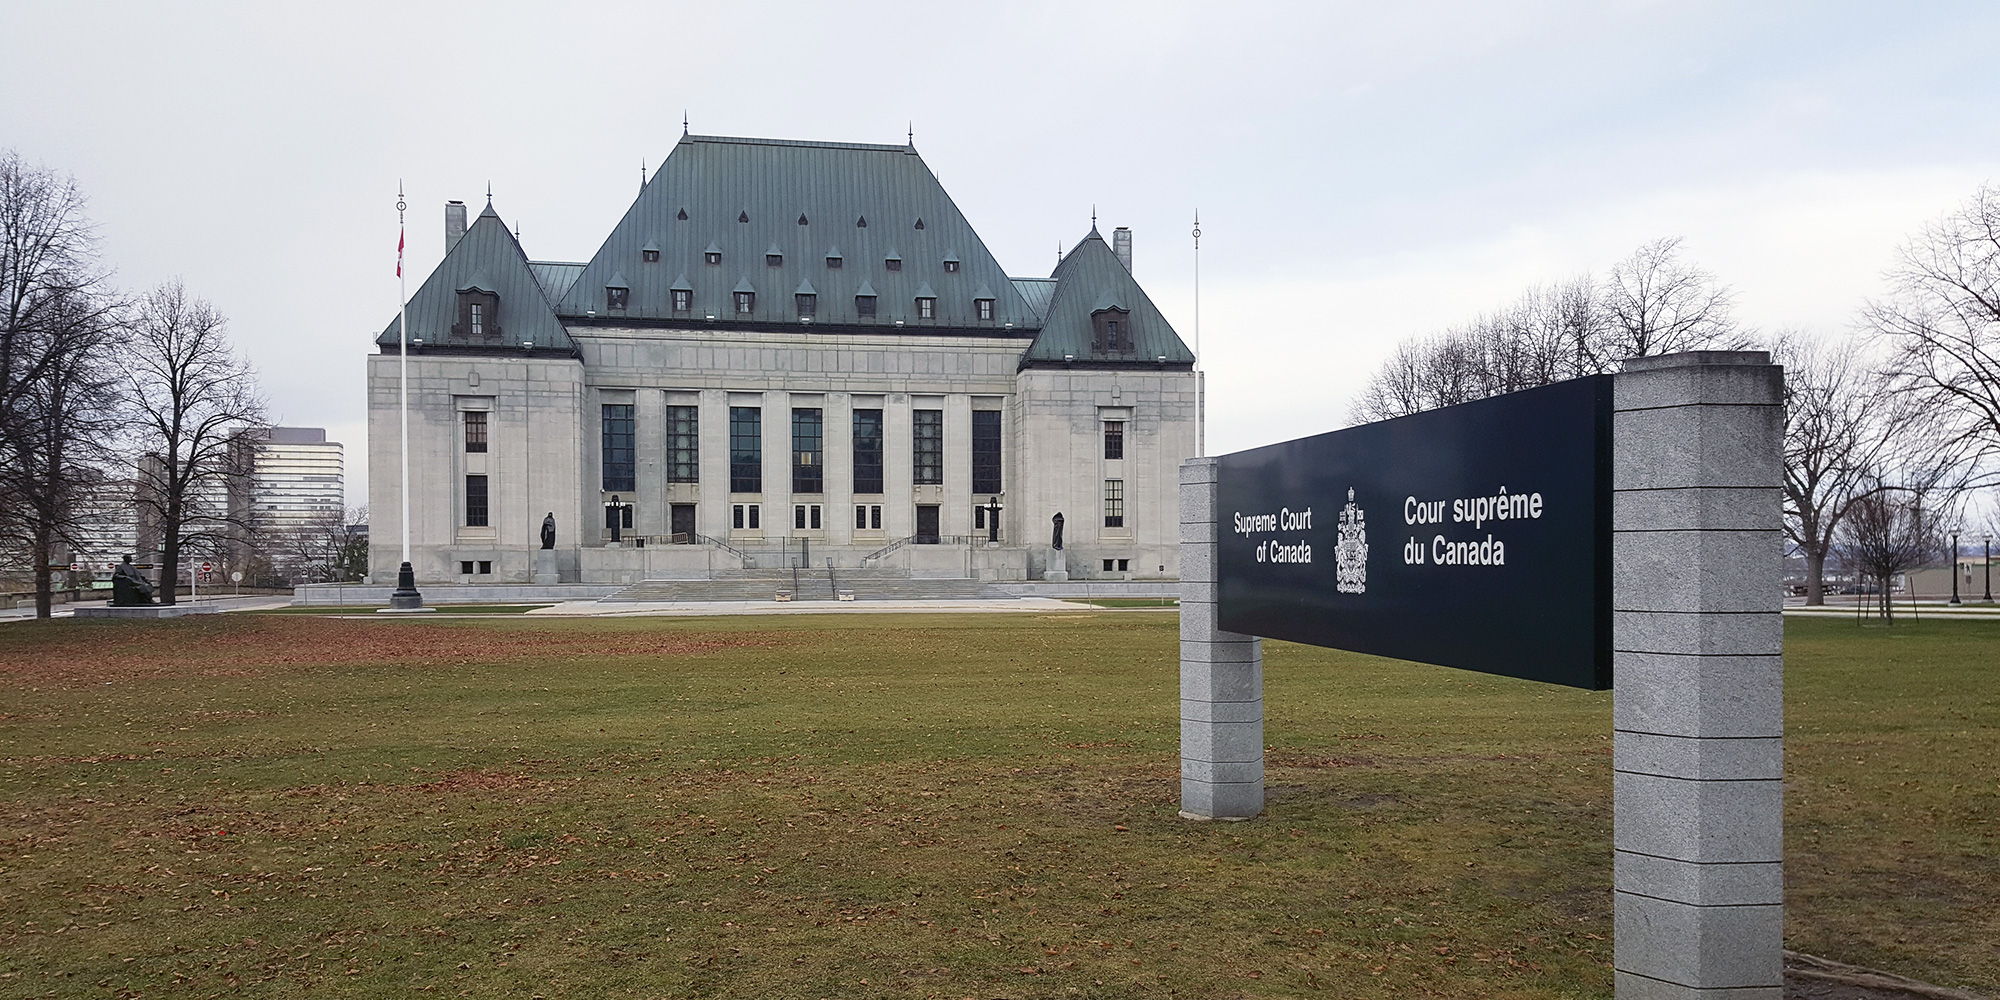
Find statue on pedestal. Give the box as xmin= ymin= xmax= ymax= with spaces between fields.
xmin=110 ymin=555 xmax=154 ymax=606
xmin=540 ymin=512 xmax=557 ymax=550
xmin=1043 ymin=512 xmax=1069 ymax=582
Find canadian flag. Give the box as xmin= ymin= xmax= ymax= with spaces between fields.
xmin=396 ymin=226 xmax=405 ymax=277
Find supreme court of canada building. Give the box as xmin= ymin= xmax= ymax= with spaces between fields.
xmin=368 ymin=133 xmax=1199 ymax=587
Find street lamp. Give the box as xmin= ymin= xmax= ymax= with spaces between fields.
xmin=1949 ymin=530 xmax=1961 ymax=605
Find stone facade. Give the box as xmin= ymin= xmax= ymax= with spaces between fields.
xmin=368 ymin=134 xmax=1198 ymax=586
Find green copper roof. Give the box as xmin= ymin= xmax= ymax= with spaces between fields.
xmin=378 ymin=203 xmax=575 ymax=354
xmin=555 ymin=134 xmax=1038 ymax=332
xmin=1019 ymin=230 xmax=1193 ymax=368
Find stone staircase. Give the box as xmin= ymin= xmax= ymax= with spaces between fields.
xmin=599 ymin=567 xmax=1018 ymax=603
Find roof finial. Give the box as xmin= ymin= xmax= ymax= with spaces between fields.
xmin=485 ymin=180 xmax=492 ymax=206
xmin=683 ymin=110 xmax=689 ymax=135
xmin=640 ymin=158 xmax=646 ymax=193
xmin=907 ymin=121 xmax=914 ymax=146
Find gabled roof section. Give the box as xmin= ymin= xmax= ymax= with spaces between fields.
xmin=1011 ymin=278 xmax=1057 ymax=321
xmin=556 ymin=134 xmax=1038 ymax=332
xmin=378 ymin=204 xmax=576 ymax=354
xmin=1020 ymin=229 xmax=1193 ymax=369
xmin=528 ymin=261 xmax=586 ymax=302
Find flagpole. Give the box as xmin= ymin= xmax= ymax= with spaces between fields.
xmin=1193 ymin=209 xmax=1204 ymax=458
xmin=387 ymin=182 xmax=427 ymax=611
xmin=399 ymin=185 xmax=410 ymax=565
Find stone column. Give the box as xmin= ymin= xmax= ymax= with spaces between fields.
xmin=1611 ymin=351 xmax=1784 ymax=999
xmin=1178 ymin=456 xmax=1263 ymax=820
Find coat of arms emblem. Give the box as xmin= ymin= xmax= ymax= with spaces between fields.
xmin=1335 ymin=487 xmax=1367 ymax=594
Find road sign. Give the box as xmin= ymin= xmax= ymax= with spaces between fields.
xmin=201 ymin=562 xmax=213 ymax=573
xmin=69 ymin=562 xmax=78 ymax=572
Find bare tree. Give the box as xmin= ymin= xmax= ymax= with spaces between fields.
xmin=1870 ymin=184 xmax=2000 ymax=460
xmin=1841 ymin=482 xmax=1936 ymax=620
xmin=0 ymin=152 xmax=126 ymax=617
xmin=129 ymin=281 xmax=263 ymax=604
xmin=1775 ymin=332 xmax=1905 ymax=605
xmin=2 ymin=290 xmax=126 ymax=616
xmin=1591 ymin=237 xmax=1745 ymax=367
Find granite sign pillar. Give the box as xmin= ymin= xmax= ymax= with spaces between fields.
xmin=1178 ymin=456 xmax=1263 ymax=820
xmin=1610 ymin=351 xmax=1784 ymax=998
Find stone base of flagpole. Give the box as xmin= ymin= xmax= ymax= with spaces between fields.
xmin=380 ymin=561 xmax=433 ymax=613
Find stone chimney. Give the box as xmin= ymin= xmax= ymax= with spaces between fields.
xmin=1112 ymin=227 xmax=1132 ymax=273
xmin=445 ymin=200 xmax=467 ymax=253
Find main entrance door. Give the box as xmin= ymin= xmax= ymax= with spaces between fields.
xmin=915 ymin=504 xmax=940 ymax=544
xmin=670 ymin=504 xmax=696 ymax=543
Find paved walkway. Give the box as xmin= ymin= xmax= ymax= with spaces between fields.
xmin=1786 ymin=602 xmax=2000 ymax=620
xmin=525 ymin=597 xmax=1089 ymax=618
xmin=0 ymin=594 xmax=292 ymax=623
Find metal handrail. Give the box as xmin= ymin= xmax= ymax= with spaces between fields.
xmin=693 ymin=532 xmax=755 ymax=567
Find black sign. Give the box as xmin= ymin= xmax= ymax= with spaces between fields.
xmin=1216 ymin=375 xmax=1612 ymax=689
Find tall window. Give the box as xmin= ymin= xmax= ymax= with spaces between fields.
xmin=1103 ymin=420 xmax=1124 ymax=460
xmin=792 ymin=408 xmax=824 ymax=494
xmin=916 ymin=297 xmax=935 ymax=320
xmin=852 ymin=408 xmax=884 ymax=494
xmin=464 ymin=411 xmax=487 ymax=453
xmin=469 ymin=302 xmax=485 ymax=337
xmin=666 ymin=405 xmax=698 ymax=483
xmin=601 ymin=404 xmax=635 ymax=492
xmin=465 ymin=475 xmax=489 ymax=527
xmin=1103 ymin=479 xmax=1125 ymax=528
xmin=729 ymin=407 xmax=762 ymax=493
xmin=976 ymin=298 xmax=994 ymax=321
xmin=972 ymin=410 xmax=1002 ymax=494
xmin=912 ymin=409 xmax=943 ymax=485
xmin=672 ymin=288 xmax=692 ymax=311
xmin=734 ymin=291 xmax=756 ymax=314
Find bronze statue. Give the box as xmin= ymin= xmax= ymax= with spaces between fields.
xmin=110 ymin=555 xmax=154 ymax=606
xmin=1051 ymin=511 xmax=1064 ymax=551
xmin=540 ymin=513 xmax=556 ymax=550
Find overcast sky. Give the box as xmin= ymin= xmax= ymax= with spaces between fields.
xmin=4 ymin=1 xmax=1996 ymax=507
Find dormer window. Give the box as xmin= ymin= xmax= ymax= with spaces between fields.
xmin=826 ymin=254 xmax=842 ymax=269
xmin=885 ymin=256 xmax=902 ymax=272
xmin=975 ymin=298 xmax=994 ymax=321
xmin=767 ymin=253 xmax=783 ymax=267
xmin=796 ymin=293 xmax=817 ymax=315
xmin=453 ymin=289 xmax=500 ymax=341
xmin=735 ymin=291 xmax=755 ymax=314
xmin=606 ymin=285 xmax=629 ymax=310
xmin=643 ymin=248 xmax=660 ymax=262
xmin=1092 ymin=307 xmax=1133 ymax=351
xmin=856 ymin=294 xmax=877 ymax=317
xmin=943 ymin=256 xmax=960 ymax=273
xmin=672 ymin=288 xmax=692 ymax=311
xmin=916 ymin=297 xmax=935 ymax=320
xmin=706 ymin=251 xmax=722 ymax=265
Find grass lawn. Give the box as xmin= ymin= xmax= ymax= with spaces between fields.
xmin=0 ymin=613 xmax=1992 ymax=998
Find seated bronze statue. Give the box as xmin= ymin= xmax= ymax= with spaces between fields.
xmin=110 ymin=555 xmax=154 ymax=606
